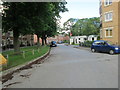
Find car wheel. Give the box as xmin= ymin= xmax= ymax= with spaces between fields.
xmin=91 ymin=48 xmax=96 ymax=52
xmin=109 ymin=50 xmax=114 ymax=55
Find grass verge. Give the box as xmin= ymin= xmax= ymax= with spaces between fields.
xmin=2 ymin=45 xmax=50 ymax=71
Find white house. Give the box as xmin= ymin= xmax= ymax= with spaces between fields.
xmin=87 ymin=35 xmax=98 ymax=41
xmin=70 ymin=36 xmax=87 ymax=44
xmin=70 ymin=35 xmax=98 ymax=45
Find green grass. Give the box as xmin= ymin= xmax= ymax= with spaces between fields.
xmin=72 ymin=44 xmax=79 ymax=45
xmin=2 ymin=45 xmax=50 ymax=70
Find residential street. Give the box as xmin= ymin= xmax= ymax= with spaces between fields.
xmin=3 ymin=44 xmax=118 ymax=88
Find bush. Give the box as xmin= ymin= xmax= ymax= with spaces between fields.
xmin=2 ymin=46 xmax=6 ymax=50
xmin=2 ymin=44 xmax=14 ymax=50
xmin=71 ymin=41 xmax=75 ymax=45
xmin=79 ymin=41 xmax=94 ymax=47
xmin=97 ymin=35 xmax=100 ymax=40
xmin=63 ymin=40 xmax=70 ymax=43
xmin=20 ymin=44 xmax=26 ymax=47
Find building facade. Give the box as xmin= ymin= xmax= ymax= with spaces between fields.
xmin=70 ymin=36 xmax=87 ymax=45
xmin=2 ymin=31 xmax=34 ymax=50
xmin=100 ymin=0 xmax=120 ymax=45
xmin=70 ymin=35 xmax=98 ymax=45
xmin=34 ymin=34 xmax=70 ymax=44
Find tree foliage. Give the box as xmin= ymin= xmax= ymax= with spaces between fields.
xmin=2 ymin=2 xmax=68 ymax=52
xmin=63 ymin=17 xmax=100 ymax=36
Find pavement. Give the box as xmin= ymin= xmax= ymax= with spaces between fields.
xmin=3 ymin=44 xmax=118 ymax=88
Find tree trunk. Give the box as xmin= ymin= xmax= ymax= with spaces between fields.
xmin=44 ymin=37 xmax=47 ymax=45
xmin=5 ymin=33 xmax=8 ymax=50
xmin=13 ymin=29 xmax=20 ymax=53
xmin=41 ymin=37 xmax=44 ymax=46
xmin=37 ymin=35 xmax=40 ymax=47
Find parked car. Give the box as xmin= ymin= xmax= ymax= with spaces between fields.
xmin=50 ymin=41 xmax=57 ymax=47
xmin=57 ymin=41 xmax=63 ymax=44
xmin=91 ymin=40 xmax=120 ymax=55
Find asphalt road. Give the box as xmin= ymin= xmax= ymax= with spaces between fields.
xmin=3 ymin=44 xmax=118 ymax=88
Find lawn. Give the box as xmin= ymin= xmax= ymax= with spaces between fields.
xmin=2 ymin=45 xmax=50 ymax=71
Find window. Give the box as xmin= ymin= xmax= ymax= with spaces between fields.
xmin=106 ymin=29 xmax=109 ymax=36
xmin=105 ymin=28 xmax=113 ymax=37
xmin=100 ymin=0 xmax=102 ymax=6
xmin=104 ymin=12 xmax=113 ymax=22
xmin=104 ymin=0 xmax=112 ymax=6
xmin=100 ymin=42 xmax=108 ymax=46
xmin=76 ymin=39 xmax=77 ymax=43
xmin=93 ymin=41 xmax=106 ymax=46
xmin=93 ymin=42 xmax=101 ymax=45
xmin=109 ymin=0 xmax=112 ymax=4
xmin=84 ymin=38 xmax=87 ymax=41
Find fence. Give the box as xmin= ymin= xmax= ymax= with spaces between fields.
xmin=2 ymin=47 xmax=43 ymax=70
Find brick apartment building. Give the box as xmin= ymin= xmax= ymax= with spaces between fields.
xmin=100 ymin=0 xmax=120 ymax=45
xmin=2 ymin=31 xmax=34 ymax=49
xmin=2 ymin=31 xmax=69 ymax=49
xmin=34 ymin=34 xmax=70 ymax=44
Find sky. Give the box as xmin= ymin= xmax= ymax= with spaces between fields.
xmin=59 ymin=0 xmax=100 ymax=27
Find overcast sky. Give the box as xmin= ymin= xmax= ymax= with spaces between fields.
xmin=59 ymin=0 xmax=100 ymax=27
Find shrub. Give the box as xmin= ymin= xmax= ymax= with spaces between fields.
xmin=63 ymin=40 xmax=70 ymax=43
xmin=80 ymin=41 xmax=94 ymax=47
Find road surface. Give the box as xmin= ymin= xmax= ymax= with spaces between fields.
xmin=3 ymin=44 xmax=118 ymax=88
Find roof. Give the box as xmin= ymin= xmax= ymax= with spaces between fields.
xmin=70 ymin=36 xmax=87 ymax=38
xmin=88 ymin=35 xmax=98 ymax=37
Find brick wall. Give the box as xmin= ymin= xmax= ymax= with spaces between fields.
xmin=34 ymin=34 xmax=70 ymax=44
xmin=101 ymin=0 xmax=120 ymax=45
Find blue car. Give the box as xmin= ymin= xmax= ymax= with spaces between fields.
xmin=91 ymin=40 xmax=120 ymax=55
xmin=50 ymin=41 xmax=57 ymax=47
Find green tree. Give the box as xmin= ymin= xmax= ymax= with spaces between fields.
xmin=2 ymin=2 xmax=33 ymax=53
xmin=2 ymin=2 xmax=68 ymax=52
xmin=30 ymin=2 xmax=68 ymax=46
xmin=70 ymin=17 xmax=100 ymax=36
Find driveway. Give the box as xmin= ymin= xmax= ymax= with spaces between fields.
xmin=3 ymin=44 xmax=118 ymax=88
